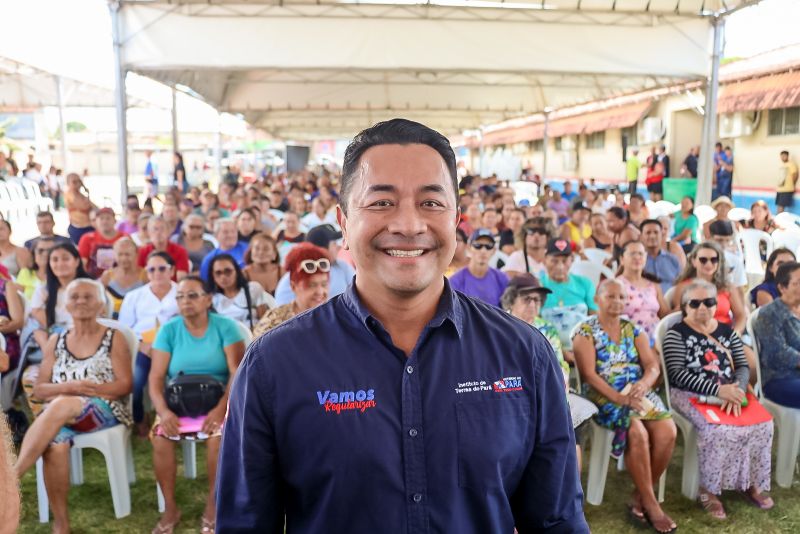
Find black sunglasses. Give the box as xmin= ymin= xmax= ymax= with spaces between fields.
xmin=697 ymin=256 xmax=719 ymax=265
xmin=688 ymin=297 xmax=717 ymax=309
xmin=471 ymin=243 xmax=494 ymax=251
xmin=525 ymin=227 xmax=548 ymax=236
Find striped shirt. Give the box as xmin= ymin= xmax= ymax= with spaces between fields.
xmin=663 ymin=320 xmax=749 ymax=396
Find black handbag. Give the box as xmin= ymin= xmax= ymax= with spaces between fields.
xmin=165 ymin=373 xmax=225 ymax=418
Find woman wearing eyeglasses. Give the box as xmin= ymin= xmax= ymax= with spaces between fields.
xmin=253 ymin=243 xmax=330 ymax=337
xmin=663 ymin=280 xmax=774 ymax=519
xmin=118 ymin=251 xmax=179 ymax=433
xmin=207 ymin=254 xmax=276 ymax=330
xmin=149 ymin=275 xmax=246 ymax=534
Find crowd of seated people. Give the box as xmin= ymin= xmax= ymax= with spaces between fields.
xmin=3 ymin=165 xmax=800 ymax=532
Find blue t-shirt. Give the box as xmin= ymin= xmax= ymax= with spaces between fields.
xmin=449 ymin=267 xmax=508 ymax=306
xmin=153 ymin=312 xmax=244 ymax=384
xmin=200 ymin=242 xmax=249 ymax=280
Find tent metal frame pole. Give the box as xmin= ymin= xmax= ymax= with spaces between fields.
xmin=171 ymin=86 xmax=179 ymax=155
xmin=542 ymin=109 xmax=550 ymax=183
xmin=697 ymin=15 xmax=724 ymax=207
xmin=110 ymin=0 xmax=129 ymax=206
xmin=54 ymin=75 xmax=68 ymax=172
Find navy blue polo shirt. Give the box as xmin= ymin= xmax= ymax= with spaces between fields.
xmin=216 ymin=279 xmax=587 ymax=533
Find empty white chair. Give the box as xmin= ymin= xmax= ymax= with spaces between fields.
xmin=738 ymin=229 xmax=774 ymax=280
xmin=655 ymin=312 xmax=700 ymax=500
xmin=653 ymin=200 xmax=679 ymax=217
xmin=747 ymin=309 xmax=800 ymax=488
xmin=663 ymin=286 xmax=677 ymax=310
xmin=36 ymin=319 xmax=139 ymax=522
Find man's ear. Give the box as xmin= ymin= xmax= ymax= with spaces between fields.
xmin=336 ymin=205 xmax=349 ymax=250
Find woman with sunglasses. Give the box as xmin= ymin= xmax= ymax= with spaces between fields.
xmin=664 ymin=280 xmax=774 ymax=519
xmin=207 ymin=254 xmax=276 ymax=330
xmin=118 ymin=251 xmax=179 ymax=433
xmin=172 ymin=214 xmax=215 ymax=273
xmin=573 ymin=279 xmax=676 ymax=533
xmin=149 ymin=276 xmax=246 ymax=534
xmin=243 ymin=233 xmax=283 ymax=294
xmin=751 ymin=248 xmax=797 ymax=308
xmin=16 ymin=236 xmax=55 ymax=299
xmin=253 ymin=243 xmax=330 ymax=337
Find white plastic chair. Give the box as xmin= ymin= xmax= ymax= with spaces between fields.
xmin=663 ymin=286 xmax=677 ymax=310
xmin=693 ymin=204 xmax=717 ymax=225
xmin=653 ymin=200 xmax=679 ymax=217
xmin=771 ymin=229 xmax=800 ymax=257
xmin=655 ymin=312 xmax=701 ymax=500
xmin=35 ymin=319 xmax=139 ymax=522
xmin=775 ymin=211 xmax=800 ymax=230
xmin=747 ymin=309 xmax=800 ymax=488
xmin=728 ymin=207 xmax=751 ymax=222
xmin=738 ymin=229 xmax=774 ymax=280
xmin=572 ymin=331 xmax=666 ymax=506
xmin=489 ymin=251 xmax=510 ymax=270
xmin=570 ymin=260 xmax=615 ymax=288
xmin=582 ymin=247 xmax=613 ymax=266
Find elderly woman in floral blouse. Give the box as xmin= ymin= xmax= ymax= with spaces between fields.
xmin=573 ymin=279 xmax=676 ymax=533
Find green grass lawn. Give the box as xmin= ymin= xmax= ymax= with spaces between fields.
xmin=16 ymin=435 xmax=800 ymax=533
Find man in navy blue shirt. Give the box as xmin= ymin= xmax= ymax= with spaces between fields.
xmin=217 ymin=119 xmax=588 ymax=533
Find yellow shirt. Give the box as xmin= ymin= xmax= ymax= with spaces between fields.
xmin=778 ymin=160 xmax=799 ymax=193
xmin=564 ymin=221 xmax=592 ymax=245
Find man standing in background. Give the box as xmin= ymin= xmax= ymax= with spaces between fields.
xmin=776 ymin=150 xmax=798 ymax=213
xmin=626 ymin=147 xmax=640 ymax=193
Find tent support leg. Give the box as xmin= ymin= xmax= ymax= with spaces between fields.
xmin=697 ymin=15 xmax=724 ymax=207
xmin=110 ymin=0 xmax=129 ymax=205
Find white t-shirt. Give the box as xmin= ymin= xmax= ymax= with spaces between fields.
xmin=31 ymin=285 xmax=72 ymax=329
xmin=118 ymin=282 xmax=179 ymax=337
xmin=724 ymin=249 xmax=747 ymax=288
xmin=212 ymin=281 xmax=277 ymax=327
xmin=501 ymin=250 xmax=545 ymax=276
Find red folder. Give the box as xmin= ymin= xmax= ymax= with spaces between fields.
xmin=690 ymin=393 xmax=773 ymax=426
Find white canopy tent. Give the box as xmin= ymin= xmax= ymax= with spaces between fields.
xmin=110 ymin=0 xmax=762 ymax=202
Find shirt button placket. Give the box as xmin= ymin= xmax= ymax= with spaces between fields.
xmin=402 ymin=357 xmax=428 ymax=532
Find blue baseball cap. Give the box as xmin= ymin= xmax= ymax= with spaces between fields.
xmin=469 ymin=228 xmax=496 ymax=245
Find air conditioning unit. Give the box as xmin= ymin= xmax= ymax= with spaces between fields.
xmin=560 ymin=135 xmax=577 ymax=151
xmin=638 ymin=118 xmax=666 ymax=145
xmin=719 ymin=112 xmax=757 ymax=138
xmin=562 ymin=150 xmax=578 ymax=172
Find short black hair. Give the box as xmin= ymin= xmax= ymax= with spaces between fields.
xmin=339 ymin=118 xmax=457 ymax=215
xmin=776 ymin=261 xmax=800 ymax=289
xmin=36 ymin=211 xmax=54 ymax=220
xmin=608 ymin=206 xmax=628 ymax=221
xmin=639 ymin=218 xmax=662 ymax=232
xmin=781 ymin=150 xmax=790 ymax=156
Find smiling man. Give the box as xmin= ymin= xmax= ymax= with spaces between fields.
xmin=216 ymin=119 xmax=588 ymax=533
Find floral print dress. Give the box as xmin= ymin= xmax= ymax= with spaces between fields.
xmin=575 ymin=316 xmax=670 ymax=458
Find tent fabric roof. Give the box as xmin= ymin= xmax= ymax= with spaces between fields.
xmin=118 ymin=0 xmax=759 ymax=138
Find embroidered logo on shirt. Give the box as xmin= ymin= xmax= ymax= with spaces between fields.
xmin=492 ymin=377 xmax=523 ymax=392
xmin=317 ymin=389 xmax=376 ymax=414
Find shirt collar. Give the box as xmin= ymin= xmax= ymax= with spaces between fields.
xmin=342 ymin=276 xmax=464 ymax=337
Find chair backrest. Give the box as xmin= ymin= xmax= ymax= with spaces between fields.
xmin=775 ymin=210 xmax=800 ymax=230
xmin=728 ymin=207 xmax=751 ymax=222
xmin=235 ymin=321 xmax=254 ymax=346
xmin=738 ymin=229 xmax=773 ymax=276
xmin=0 ymin=331 xmax=6 ymax=352
xmin=203 ymin=233 xmax=220 ymax=248
xmin=96 ymin=318 xmax=139 ymax=411
xmin=569 ymin=321 xmax=586 ymax=390
xmin=654 ymin=311 xmax=683 ymax=411
xmin=745 ymin=307 xmax=764 ymax=398
xmin=570 ymin=260 xmax=614 ymax=287
xmin=693 ymin=204 xmax=717 ymax=225
xmin=583 ymin=247 xmax=612 ymax=265
xmin=489 ymin=251 xmax=509 ymax=270
xmin=770 ymin=229 xmax=800 ymax=257
xmin=653 ymin=200 xmax=678 ymax=217
xmin=664 ymin=285 xmax=677 ymax=309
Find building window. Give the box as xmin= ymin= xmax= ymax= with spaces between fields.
xmin=555 ymin=137 xmax=562 ymax=151
xmin=621 ymin=125 xmax=637 ymax=146
xmin=585 ymin=131 xmax=605 ymax=149
xmin=768 ymin=107 xmax=800 ymax=136
xmin=529 ymin=139 xmax=544 ymax=152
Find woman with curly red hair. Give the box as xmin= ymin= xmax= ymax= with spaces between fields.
xmin=253 ymin=243 xmax=330 ymax=336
